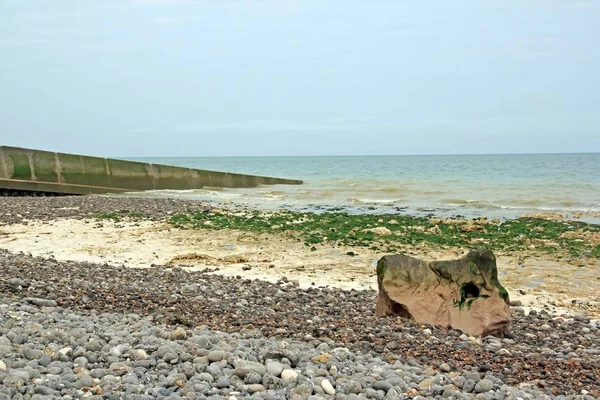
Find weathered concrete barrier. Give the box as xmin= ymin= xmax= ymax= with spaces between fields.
xmin=0 ymin=146 xmax=302 ymax=195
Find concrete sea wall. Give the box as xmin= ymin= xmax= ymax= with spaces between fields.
xmin=0 ymin=146 xmax=302 ymax=195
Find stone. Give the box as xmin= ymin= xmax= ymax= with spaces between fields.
xmin=235 ymin=361 xmax=266 ymax=377
xmin=108 ymin=362 xmax=130 ymax=376
xmin=373 ymin=380 xmax=392 ymax=392
xmin=281 ymin=369 xmax=298 ymax=381
xmin=266 ymin=361 xmax=284 ymax=377
xmin=246 ymin=384 xmax=266 ymax=393
xmin=474 ymin=378 xmax=494 ymax=393
xmin=171 ymin=327 xmax=188 ymax=341
xmin=361 ymin=227 xmax=393 ymax=236
xmin=310 ymin=353 xmax=332 ymax=364
xmin=321 ymin=379 xmax=335 ymax=395
xmin=132 ymin=349 xmax=148 ymax=360
xmin=375 ymin=249 xmax=511 ymax=336
xmin=33 ymin=385 xmax=55 ymax=395
xmin=23 ymin=297 xmax=57 ymax=307
xmin=440 ymin=363 xmax=451 ymax=372
xmin=207 ymin=350 xmax=225 ymax=362
xmin=216 ymin=376 xmax=230 ymax=388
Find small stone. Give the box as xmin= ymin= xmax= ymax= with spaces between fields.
xmin=33 ymin=385 xmax=55 ymax=395
xmin=440 ymin=363 xmax=451 ymax=372
xmin=246 ymin=384 xmax=266 ymax=393
xmin=90 ymin=369 xmax=106 ymax=379
xmin=207 ymin=350 xmax=225 ymax=362
xmin=0 ymin=360 xmax=6 ymax=371
xmin=419 ymin=378 xmax=433 ymax=390
xmin=474 ymin=378 xmax=494 ymax=393
xmin=311 ymin=353 xmax=332 ymax=364
xmin=39 ymin=355 xmax=52 ymax=367
xmin=373 ymin=380 xmax=392 ymax=392
xmin=133 ymin=349 xmax=148 ymax=360
xmin=108 ymin=362 xmax=130 ymax=376
xmin=235 ymin=361 xmax=266 ymax=377
xmin=266 ymin=361 xmax=284 ymax=377
xmin=321 ymin=379 xmax=335 ymax=395
xmin=281 ymin=369 xmax=298 ymax=381
xmin=59 ymin=347 xmax=73 ymax=356
xmin=497 ymin=348 xmax=511 ymax=356
xmin=216 ymin=376 xmax=230 ymax=388
xmin=171 ymin=327 xmax=188 ymax=340
xmin=23 ymin=297 xmax=57 ymax=307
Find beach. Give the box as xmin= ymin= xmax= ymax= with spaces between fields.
xmin=0 ymin=195 xmax=599 ymax=399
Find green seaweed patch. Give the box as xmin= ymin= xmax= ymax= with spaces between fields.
xmin=167 ymin=210 xmax=600 ymax=258
xmin=96 ymin=210 xmax=149 ymax=222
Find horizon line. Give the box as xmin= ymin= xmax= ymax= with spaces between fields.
xmin=125 ymin=151 xmax=599 ymax=158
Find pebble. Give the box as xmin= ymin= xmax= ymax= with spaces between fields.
xmin=0 ymin=222 xmax=597 ymax=400
xmin=474 ymin=378 xmax=494 ymax=393
xmin=281 ymin=369 xmax=299 ymax=381
xmin=321 ymin=378 xmax=335 ymax=395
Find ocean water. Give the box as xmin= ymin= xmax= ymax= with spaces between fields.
xmin=129 ymin=153 xmax=600 ymax=222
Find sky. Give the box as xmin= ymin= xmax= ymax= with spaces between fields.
xmin=1 ymin=1 xmax=599 ymax=157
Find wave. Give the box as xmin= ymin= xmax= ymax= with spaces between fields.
xmin=347 ymin=197 xmax=403 ymax=205
xmin=441 ymin=198 xmax=599 ymax=213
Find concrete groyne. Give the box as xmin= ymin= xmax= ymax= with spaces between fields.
xmin=0 ymin=146 xmax=302 ymax=195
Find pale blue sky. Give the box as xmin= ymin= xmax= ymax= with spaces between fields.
xmin=1 ymin=0 xmax=599 ymax=156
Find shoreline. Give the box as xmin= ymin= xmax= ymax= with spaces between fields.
xmin=0 ymin=195 xmax=598 ymax=320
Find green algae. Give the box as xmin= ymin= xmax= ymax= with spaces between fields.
xmin=165 ymin=210 xmax=599 ymax=258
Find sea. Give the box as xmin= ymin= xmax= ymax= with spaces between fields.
xmin=129 ymin=153 xmax=600 ymax=223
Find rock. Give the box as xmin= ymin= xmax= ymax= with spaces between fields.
xmin=246 ymin=384 xmax=266 ymax=393
xmin=22 ymin=297 xmax=57 ymax=307
xmin=132 ymin=349 xmax=148 ymax=360
xmin=33 ymin=385 xmax=55 ymax=395
xmin=311 ymin=353 xmax=332 ymax=364
xmin=235 ymin=361 xmax=266 ymax=377
xmin=171 ymin=327 xmax=188 ymax=340
xmin=321 ymin=379 xmax=335 ymax=395
xmin=108 ymin=362 xmax=130 ymax=376
xmin=361 ymin=227 xmax=392 ymax=236
xmin=375 ymin=249 xmax=511 ymax=336
xmin=474 ymin=378 xmax=494 ymax=393
xmin=440 ymin=362 xmax=451 ymax=372
xmin=281 ymin=369 xmax=298 ymax=381
xmin=207 ymin=350 xmax=225 ymax=362
xmin=216 ymin=375 xmax=230 ymax=388
xmin=266 ymin=361 xmax=284 ymax=377
xmin=373 ymin=380 xmax=393 ymax=392
xmin=0 ymin=360 xmax=6 ymax=371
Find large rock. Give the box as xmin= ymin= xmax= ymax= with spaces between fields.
xmin=375 ymin=249 xmax=511 ymax=337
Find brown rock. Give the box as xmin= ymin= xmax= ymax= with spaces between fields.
xmin=460 ymin=224 xmax=485 ymax=232
xmin=375 ymin=249 xmax=511 ymax=337
xmin=311 ymin=353 xmax=332 ymax=363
